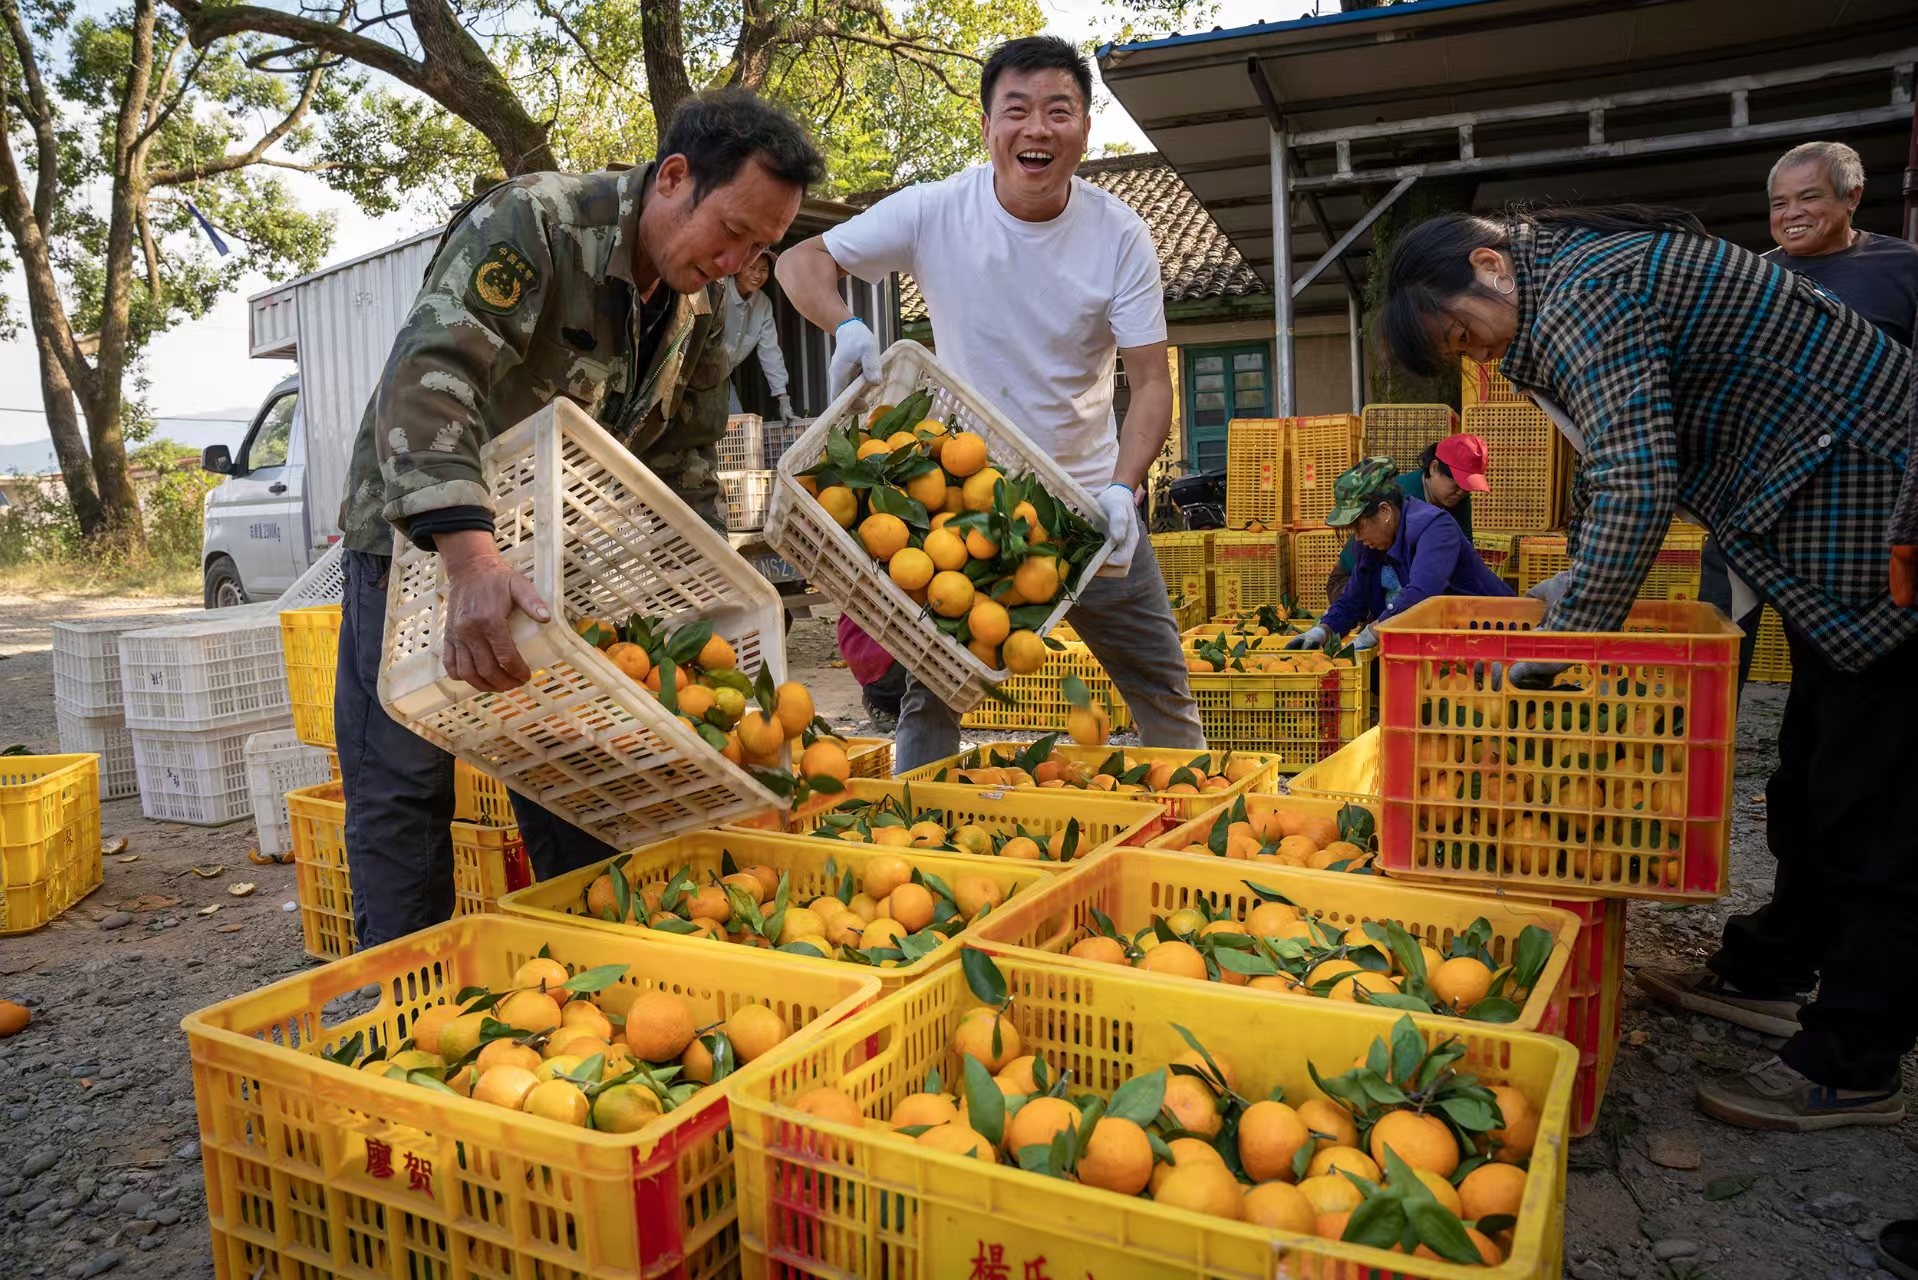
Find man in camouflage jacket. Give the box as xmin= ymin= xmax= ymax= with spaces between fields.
xmin=333 ymin=90 xmax=822 ymax=947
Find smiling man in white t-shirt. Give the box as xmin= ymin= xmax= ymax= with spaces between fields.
xmin=776 ymin=35 xmax=1204 ymax=771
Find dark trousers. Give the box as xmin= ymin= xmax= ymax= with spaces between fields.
xmin=337 ymin=551 xmax=617 ymax=947
xmin=1697 ymin=539 xmax=1760 ymax=696
xmin=1708 ymin=626 xmax=1918 ymax=1089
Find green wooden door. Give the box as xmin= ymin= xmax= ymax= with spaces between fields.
xmin=1182 ymin=342 xmax=1272 ymax=472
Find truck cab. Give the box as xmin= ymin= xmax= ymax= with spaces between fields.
xmin=200 ymin=374 xmax=307 ymax=606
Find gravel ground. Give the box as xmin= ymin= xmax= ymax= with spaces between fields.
xmin=0 ymin=588 xmax=1912 ymax=1279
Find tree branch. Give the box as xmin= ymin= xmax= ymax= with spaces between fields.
xmin=166 ymin=0 xmax=427 ymax=84
xmin=0 ymin=0 xmax=60 ymax=229
xmin=138 ymin=206 xmax=162 ymax=307
xmin=147 ymin=60 xmax=322 ymax=187
xmin=531 ymin=0 xmax=621 ymax=88
xmin=137 ymin=39 xmax=208 ymax=147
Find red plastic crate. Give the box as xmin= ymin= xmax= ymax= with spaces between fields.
xmin=1376 ymin=597 xmax=1739 ymax=901
xmin=1544 ymin=895 xmax=1625 ymax=1137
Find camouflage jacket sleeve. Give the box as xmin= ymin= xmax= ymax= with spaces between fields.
xmin=373 ymin=184 xmax=556 ymax=530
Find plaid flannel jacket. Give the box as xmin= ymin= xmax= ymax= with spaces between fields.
xmin=1497 ymin=223 xmax=1917 ymax=672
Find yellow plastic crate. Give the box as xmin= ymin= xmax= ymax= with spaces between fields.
xmin=499 ymin=829 xmax=1070 ymax=995
xmin=1515 ymin=533 xmax=1571 ymax=593
xmin=1286 ymin=724 xmax=1382 ymax=807
xmin=1360 ymin=402 xmax=1458 ymax=474
xmin=279 ymin=604 xmax=341 ymax=750
xmin=1472 ymin=530 xmax=1517 ymax=581
xmin=1749 ymin=606 xmax=1792 ymax=683
xmin=288 ymin=780 xmax=530 ymax=961
xmin=1170 ymin=591 xmax=1208 ymax=631
xmin=731 ymin=953 xmax=1576 ymax=1280
xmin=739 ymin=777 xmax=1168 ymax=852
xmin=1515 ymin=528 xmax=1706 ymax=601
xmin=0 ymin=755 xmax=102 ymax=934
xmin=1462 ymin=403 xmax=1555 ymax=531
xmin=899 ymin=744 xmax=1283 ymax=825
xmin=1150 ymin=530 xmax=1212 ymax=614
xmin=1223 ymin=418 xmax=1286 ymax=528
xmin=1285 ymin=414 xmax=1361 ymax=528
xmin=842 ymin=736 xmax=892 ymax=778
xmin=1186 ymin=660 xmax=1369 ymax=767
xmin=971 ymin=846 xmax=1581 ymax=1037
xmin=1207 ymin=530 xmax=1287 ymax=617
xmin=1376 ymin=597 xmax=1739 ymax=900
xmin=184 ymin=914 xmax=880 ymax=1280
xmin=1289 ymin=527 xmax=1346 ymax=615
xmin=960 ymin=640 xmax=1133 ymax=733
xmin=452 ymin=759 xmax=516 ymax=825
xmin=1460 ymin=358 xmax=1528 ymax=409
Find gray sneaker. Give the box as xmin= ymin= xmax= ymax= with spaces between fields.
xmin=1636 ymin=967 xmax=1804 ymax=1038
xmin=1697 ymin=1056 xmax=1904 ymax=1132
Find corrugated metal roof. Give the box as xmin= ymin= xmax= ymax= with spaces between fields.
xmin=893 ymin=154 xmax=1266 ymax=324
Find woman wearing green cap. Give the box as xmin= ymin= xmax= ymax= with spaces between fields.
xmin=1325 ymin=433 xmax=1492 ymax=601
xmin=1286 ymin=456 xmax=1514 ymax=651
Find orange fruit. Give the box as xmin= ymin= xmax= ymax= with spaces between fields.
xmin=858 ymin=512 xmax=910 ymax=561
xmin=964 ymin=527 xmax=999 ymax=560
xmin=1237 ymin=1100 xmax=1310 ymax=1183
xmin=1243 ymin=1181 xmax=1316 ymax=1232
xmin=1012 ymin=554 xmax=1061 ymax=604
xmin=624 ymin=991 xmax=696 ymax=1062
xmin=792 ymin=1085 xmax=863 ymax=1129
xmin=696 ymin=633 xmax=736 ymax=671
xmin=1431 ymin=956 xmax=1495 ymax=1013
xmin=1458 ymin=1161 xmax=1527 ymax=1221
xmin=407 ymin=1005 xmax=460 ymax=1055
xmin=1297 ymin=1173 xmax=1363 ymax=1216
xmin=736 ymin=710 xmax=785 ymax=759
xmin=1154 ymin=1163 xmax=1245 ymax=1220
xmin=1414 ymin=1229 xmax=1503 ymax=1265
xmin=961 ymin=468 xmax=1004 ymax=512
xmin=1137 ymin=939 xmax=1207 ymax=980
xmin=918 ymin=1122 xmax=998 ymax=1162
xmin=889 ymin=547 xmax=935 ymax=591
xmin=1003 ymin=1095 xmax=1080 ymax=1157
xmin=1077 ymin=1117 xmax=1153 ymax=1195
xmin=725 ymin=1004 xmax=790 ymax=1062
xmin=1161 ymin=1072 xmax=1222 ymax=1138
xmin=952 ymin=1010 xmax=1021 ymax=1073
xmin=471 ymin=1065 xmax=540 ymax=1110
xmin=496 ymin=990 xmax=562 ymax=1034
xmin=941 ymin=432 xmax=988 ymax=477
xmin=1485 ymin=1085 xmax=1538 ymax=1163
xmin=905 ymin=467 xmax=947 ymax=508
xmin=818 ymin=485 xmax=858 ymax=527
xmin=889 ymin=882 xmax=936 ymax=932
xmin=968 ymin=598 xmax=1011 ymax=647
xmin=1068 ymin=935 xmax=1128 ymax=964
xmin=524 ymin=1079 xmax=590 ymax=1126
xmin=1001 ymin=630 xmax=1047 ymax=675
xmin=928 ymin=571 xmax=975 ymax=618
xmin=800 ymin=739 xmax=851 ymax=782
xmin=923 ymin=527 xmax=968 ymax=571
xmin=1369 ymin=1109 xmax=1461 ymax=1178
xmin=1298 ymin=1099 xmax=1359 ymax=1152
xmin=1306 ymin=1145 xmax=1381 ymax=1182
xmin=604 ymin=642 xmax=652 ymax=683
xmin=891 ymin=1092 xmax=960 ymax=1129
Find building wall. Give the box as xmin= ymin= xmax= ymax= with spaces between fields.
xmin=1167 ymin=311 xmax=1358 ymax=417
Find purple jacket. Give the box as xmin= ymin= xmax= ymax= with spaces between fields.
xmin=1321 ymin=496 xmax=1513 ymax=635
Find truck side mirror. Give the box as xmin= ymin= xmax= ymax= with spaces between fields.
xmin=202 ymin=444 xmax=233 ymax=475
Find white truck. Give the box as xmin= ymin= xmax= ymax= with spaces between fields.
xmin=199 ymin=230 xmax=440 ymax=605
xmin=200 ymin=200 xmax=888 ymax=606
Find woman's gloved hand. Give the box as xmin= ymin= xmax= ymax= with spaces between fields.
xmin=1285 ymin=624 xmax=1330 ymax=651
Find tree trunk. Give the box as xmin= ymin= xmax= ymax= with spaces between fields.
xmin=642 ymin=0 xmax=694 ymax=148
xmin=86 ymin=0 xmax=158 ymax=550
xmin=30 ymin=330 xmax=108 ymax=538
xmin=407 ymin=0 xmax=557 ymax=174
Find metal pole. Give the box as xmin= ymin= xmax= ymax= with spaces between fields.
xmin=1271 ymin=126 xmax=1296 ymax=417
xmin=1347 ymin=291 xmax=1364 ymax=415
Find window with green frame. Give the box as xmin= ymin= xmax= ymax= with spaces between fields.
xmin=1181 ymin=342 xmax=1272 ymax=472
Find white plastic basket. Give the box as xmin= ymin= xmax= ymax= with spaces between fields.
xmin=243 ymin=729 xmax=335 ymax=857
xmin=719 ymin=470 xmax=775 ymax=531
xmin=765 ymin=341 xmax=1113 ymax=712
xmin=55 ymin=707 xmax=139 ymax=800
xmin=762 ymin=416 xmax=809 ymax=464
xmin=717 ymin=413 xmax=766 ymax=470
xmin=132 ymin=722 xmax=266 ymax=825
xmin=276 ymin=542 xmax=347 ymax=608
xmin=51 ymin=612 xmax=195 ymax=715
xmin=379 ymin=398 xmax=790 ymax=850
xmin=118 ymin=610 xmax=290 ymax=732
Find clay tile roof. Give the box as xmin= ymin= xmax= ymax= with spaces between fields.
xmin=881 ymin=152 xmax=1265 ymax=324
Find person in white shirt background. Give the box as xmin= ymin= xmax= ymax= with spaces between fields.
xmin=777 ymin=34 xmax=1205 ymax=771
xmin=720 ymin=249 xmax=793 ymax=422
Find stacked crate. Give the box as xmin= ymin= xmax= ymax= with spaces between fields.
xmin=1462 ymin=401 xmax=1557 ymax=534
xmin=1749 ymin=606 xmax=1792 ymax=683
xmin=122 ymin=604 xmax=293 ymax=825
xmin=1150 ymin=530 xmax=1211 ymax=616
xmin=1359 ymin=403 xmax=1457 ymax=475
xmin=53 ymin=612 xmax=191 ymax=800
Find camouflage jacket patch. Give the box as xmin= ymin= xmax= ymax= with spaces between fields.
xmin=469 ymin=242 xmax=538 ymax=314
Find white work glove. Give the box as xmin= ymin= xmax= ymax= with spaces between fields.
xmin=1528 ymin=571 xmax=1573 ymax=606
xmin=775 ymin=394 xmax=794 ymax=422
xmin=828 ymin=318 xmax=880 ymax=399
xmin=1285 ymin=624 xmax=1330 ymax=651
xmin=1095 ymin=483 xmax=1141 ymax=579
xmin=1352 ymin=626 xmax=1378 ymax=651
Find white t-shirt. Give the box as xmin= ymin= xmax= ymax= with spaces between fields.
xmin=824 ymin=164 xmax=1166 ymax=491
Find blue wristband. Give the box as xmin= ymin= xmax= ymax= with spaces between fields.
xmin=834 ymin=316 xmax=862 ymax=333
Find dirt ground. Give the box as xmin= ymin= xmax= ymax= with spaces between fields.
xmin=0 ymin=588 xmax=1911 ymax=1280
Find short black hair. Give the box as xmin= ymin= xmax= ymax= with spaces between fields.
xmin=1358 ymin=487 xmax=1404 ymax=523
xmin=981 ymin=36 xmax=1093 ymax=114
xmin=1417 ymin=442 xmax=1454 ymax=482
xmin=660 ymin=87 xmax=825 ymax=202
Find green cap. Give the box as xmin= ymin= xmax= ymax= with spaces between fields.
xmin=1324 ymin=457 xmax=1400 ymax=527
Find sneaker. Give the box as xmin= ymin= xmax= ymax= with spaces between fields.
xmin=1877 ymin=1220 xmax=1918 ymax=1280
xmin=1636 ymin=967 xmax=1805 ymax=1037
xmin=1696 ymin=1056 xmax=1904 ymax=1132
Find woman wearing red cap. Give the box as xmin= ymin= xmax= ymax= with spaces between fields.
xmin=1325 ymin=434 xmax=1493 ymax=602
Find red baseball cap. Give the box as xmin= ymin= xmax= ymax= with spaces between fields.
xmin=1435 ymin=433 xmax=1491 ymax=492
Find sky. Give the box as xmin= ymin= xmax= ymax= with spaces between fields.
xmin=0 ymin=0 xmax=1281 ymax=459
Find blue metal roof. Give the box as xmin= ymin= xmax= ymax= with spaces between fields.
xmin=1095 ymin=0 xmax=1502 ymax=61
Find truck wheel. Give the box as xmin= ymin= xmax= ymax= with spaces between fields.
xmin=204 ymin=556 xmax=248 ymax=609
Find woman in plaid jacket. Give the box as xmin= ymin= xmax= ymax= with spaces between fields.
xmin=1378 ymin=206 xmax=1917 ymax=1132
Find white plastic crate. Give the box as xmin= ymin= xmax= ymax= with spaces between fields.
xmin=765 ymin=341 xmax=1113 ymax=712
xmin=51 ymin=612 xmax=195 ymax=715
xmin=719 ymin=469 xmax=774 ymax=531
xmin=275 ymin=542 xmax=347 ymax=608
xmin=118 ymin=609 xmax=290 ymax=732
xmin=717 ymin=413 xmax=765 ymax=470
xmin=243 ymin=729 xmax=335 ymax=857
xmin=380 ymin=398 xmax=790 ymax=850
xmin=762 ymin=416 xmax=808 ymax=463
xmin=132 ymin=722 xmax=266 ymax=825
xmin=54 ymin=707 xmax=138 ymax=800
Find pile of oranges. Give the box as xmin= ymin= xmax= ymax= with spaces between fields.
xmin=783 ymin=974 xmax=1534 ymax=1268
xmin=797 ymin=390 xmax=1107 ymax=674
xmin=344 ymin=958 xmax=795 ymax=1131
xmin=1165 ymin=795 xmax=1378 ymax=872
xmin=576 ymin=851 xmax=1019 ymax=967
xmin=925 ymin=740 xmax=1262 ymax=798
xmin=804 ymin=792 xmax=1094 ymax=862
